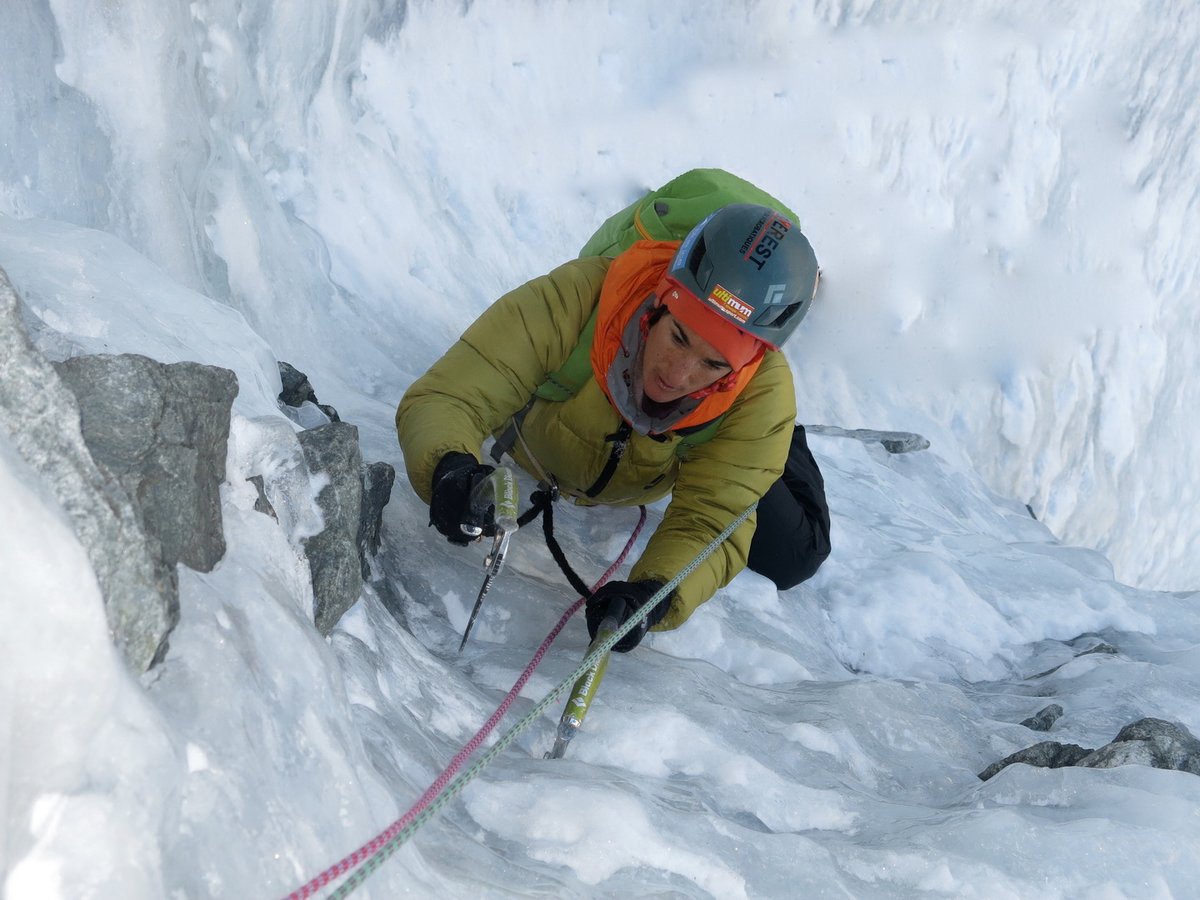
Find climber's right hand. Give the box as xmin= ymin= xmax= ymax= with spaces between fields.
xmin=429 ymin=452 xmax=496 ymax=546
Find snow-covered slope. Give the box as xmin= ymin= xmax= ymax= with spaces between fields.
xmin=3 ymin=2 xmax=1199 ymax=897
xmin=5 ymin=1 xmax=1199 ymax=590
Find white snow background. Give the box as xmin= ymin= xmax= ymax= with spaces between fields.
xmin=3 ymin=1 xmax=1200 ymax=897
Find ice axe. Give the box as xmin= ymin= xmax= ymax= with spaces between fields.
xmin=458 ymin=466 xmax=519 ymax=652
xmin=544 ymin=595 xmax=627 ymax=759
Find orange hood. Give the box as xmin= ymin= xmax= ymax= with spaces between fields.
xmin=590 ymin=240 xmax=764 ymax=433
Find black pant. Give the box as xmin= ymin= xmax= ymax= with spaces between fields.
xmin=746 ymin=424 xmax=831 ymax=590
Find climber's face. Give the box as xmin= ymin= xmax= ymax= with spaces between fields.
xmin=641 ymin=310 xmax=732 ymax=403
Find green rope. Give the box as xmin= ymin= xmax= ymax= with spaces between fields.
xmin=327 ymin=501 xmax=757 ymax=898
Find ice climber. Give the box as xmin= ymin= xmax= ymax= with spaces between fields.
xmin=396 ymin=203 xmax=831 ymax=652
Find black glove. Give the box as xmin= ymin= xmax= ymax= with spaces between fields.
xmin=585 ymin=579 xmax=672 ymax=653
xmin=429 ymin=452 xmax=496 ymax=546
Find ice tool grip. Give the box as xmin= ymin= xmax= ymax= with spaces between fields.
xmin=487 ymin=466 xmax=519 ymax=533
xmin=460 ymin=466 xmax=518 ymax=539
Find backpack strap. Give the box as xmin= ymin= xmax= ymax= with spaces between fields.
xmin=489 ymin=398 xmax=533 ymax=464
xmin=672 ymin=415 xmax=726 ymax=458
xmin=491 ymin=308 xmax=599 ymax=463
xmin=534 ymin=307 xmax=598 ymax=402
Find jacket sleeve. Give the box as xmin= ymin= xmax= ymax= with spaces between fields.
xmin=396 ymin=257 xmax=610 ymax=503
xmin=629 ymin=351 xmax=797 ymax=628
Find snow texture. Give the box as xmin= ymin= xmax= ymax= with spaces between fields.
xmin=2 ymin=2 xmax=1199 ymax=898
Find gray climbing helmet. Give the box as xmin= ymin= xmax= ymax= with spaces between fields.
xmin=664 ymin=203 xmax=820 ymax=350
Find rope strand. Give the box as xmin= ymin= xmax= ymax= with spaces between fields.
xmin=323 ymin=501 xmax=756 ymax=899
xmin=280 ymin=505 xmax=649 ymax=900
xmin=538 ymin=492 xmax=594 ymax=600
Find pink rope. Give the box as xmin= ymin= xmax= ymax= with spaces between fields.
xmin=283 ymin=506 xmax=647 ymax=900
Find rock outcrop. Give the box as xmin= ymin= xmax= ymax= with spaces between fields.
xmin=979 ymin=740 xmax=1093 ymax=781
xmin=0 ymin=266 xmax=239 ymax=672
xmin=278 ymin=360 xmax=341 ymax=424
xmin=1077 ymin=718 xmax=1200 ymax=775
xmin=980 ymin=717 xmax=1200 ymax=781
xmin=297 ymin=422 xmax=365 ymax=634
xmin=54 ymin=353 xmax=237 ymax=576
xmin=358 ymin=460 xmax=395 ymax=580
xmin=274 ymin=362 xmax=394 ymax=634
xmin=1020 ymin=703 xmax=1064 ymax=732
xmin=3 ymin=266 xmax=393 ymax=661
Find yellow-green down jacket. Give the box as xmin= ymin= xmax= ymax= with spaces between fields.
xmin=396 ymin=256 xmax=796 ymax=629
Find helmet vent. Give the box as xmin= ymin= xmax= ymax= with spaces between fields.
xmin=684 ymin=234 xmax=708 ymax=279
xmin=757 ymin=302 xmax=802 ymax=331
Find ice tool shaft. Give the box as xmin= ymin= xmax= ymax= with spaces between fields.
xmin=458 ymin=467 xmax=519 ymax=652
xmin=545 ymin=597 xmax=626 ymax=759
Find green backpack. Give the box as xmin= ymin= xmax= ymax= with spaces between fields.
xmin=578 ymin=167 xmax=799 ymax=259
xmin=538 ymin=169 xmax=797 ymax=455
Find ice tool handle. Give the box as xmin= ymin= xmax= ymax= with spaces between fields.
xmin=544 ymin=596 xmax=627 ymax=760
xmin=459 ymin=465 xmax=519 ymax=541
xmin=458 ymin=466 xmax=519 ymax=652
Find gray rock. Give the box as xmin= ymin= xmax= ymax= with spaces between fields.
xmin=978 ymin=740 xmax=1094 ymax=781
xmin=297 ymin=422 xmax=364 ymax=634
xmin=357 ymin=461 xmax=395 ymax=580
xmin=278 ymin=360 xmax=339 ymax=422
xmin=273 ymin=366 xmax=394 ymax=631
xmin=0 ymin=267 xmax=174 ymax=672
xmin=54 ymin=354 xmax=237 ymax=574
xmin=1081 ymin=718 xmax=1200 ymax=776
xmin=247 ymin=474 xmax=278 ymax=520
xmin=278 ymin=361 xmax=318 ymax=408
xmin=980 ymin=717 xmax=1200 ymax=781
xmin=1076 ymin=741 xmax=1158 ymax=771
xmin=1021 ymin=703 xmax=1064 ymax=732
